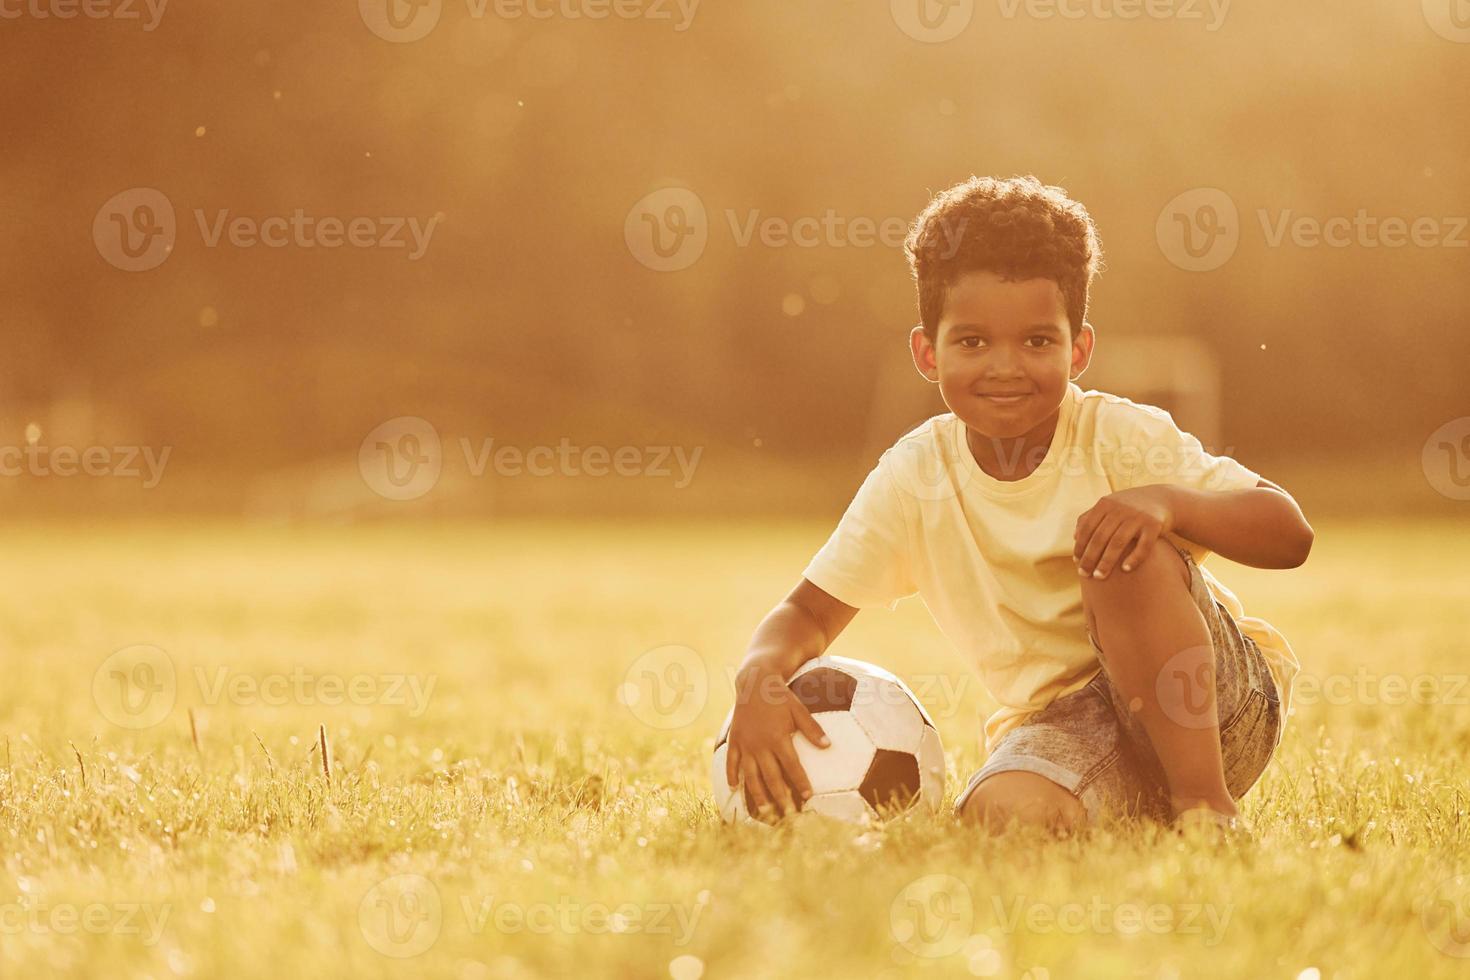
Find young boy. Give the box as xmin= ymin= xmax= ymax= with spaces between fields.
xmin=725 ymin=175 xmax=1312 ymax=832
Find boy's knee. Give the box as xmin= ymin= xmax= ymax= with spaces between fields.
xmin=1079 ymin=538 xmax=1191 ymax=624
xmin=959 ymin=771 xmax=1085 ymax=831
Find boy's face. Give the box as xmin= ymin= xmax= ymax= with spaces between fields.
xmin=909 ymin=270 xmax=1094 ymax=440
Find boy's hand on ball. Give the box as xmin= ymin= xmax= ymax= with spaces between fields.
xmin=1073 ymin=485 xmax=1177 ymax=579
xmin=727 ymin=670 xmax=830 ymax=820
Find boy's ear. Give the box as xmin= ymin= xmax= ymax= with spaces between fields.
xmin=909 ymin=324 xmax=940 ymax=383
xmin=1069 ymin=321 xmax=1096 ymax=381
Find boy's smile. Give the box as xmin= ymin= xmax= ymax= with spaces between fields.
xmin=910 ymin=270 xmax=1094 ymax=481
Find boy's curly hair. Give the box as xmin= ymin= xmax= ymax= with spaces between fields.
xmin=903 ymin=175 xmax=1103 ymax=340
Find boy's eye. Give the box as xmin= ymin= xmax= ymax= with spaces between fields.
xmin=957 ymin=336 xmax=1052 ymax=348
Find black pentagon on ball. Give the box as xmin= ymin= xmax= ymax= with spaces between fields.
xmin=787 ymin=667 xmax=857 ymax=713
xmin=858 ymin=749 xmax=921 ymax=812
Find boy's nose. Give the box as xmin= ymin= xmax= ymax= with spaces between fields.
xmin=985 ymin=356 xmax=1024 ymax=378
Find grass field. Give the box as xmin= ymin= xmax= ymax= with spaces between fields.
xmin=1 ymin=518 xmax=1468 ymax=978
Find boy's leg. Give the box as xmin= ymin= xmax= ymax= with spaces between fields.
xmin=1078 ymin=537 xmax=1234 ymax=818
xmin=959 ymin=770 xmax=1085 ymax=831
xmin=952 ymin=674 xmax=1166 ymax=830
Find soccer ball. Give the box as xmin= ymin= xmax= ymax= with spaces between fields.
xmin=711 ymin=655 xmax=945 ymax=824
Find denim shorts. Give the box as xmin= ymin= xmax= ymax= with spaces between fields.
xmin=953 ymin=543 xmax=1284 ymax=823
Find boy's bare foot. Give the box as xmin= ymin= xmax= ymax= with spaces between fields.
xmin=1172 ymin=805 xmax=1251 ymax=842
xmin=1169 ymin=794 xmax=1239 ymax=820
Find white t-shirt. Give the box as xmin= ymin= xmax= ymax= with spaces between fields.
xmin=802 ymin=381 xmax=1300 ymax=749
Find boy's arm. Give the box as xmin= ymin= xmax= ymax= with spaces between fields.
xmin=1075 ymin=477 xmax=1314 ymax=578
xmin=727 ymin=579 xmax=859 ymax=818
xmin=735 ymin=579 xmax=859 ymax=686
xmin=1167 ymin=476 xmax=1314 ymax=569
